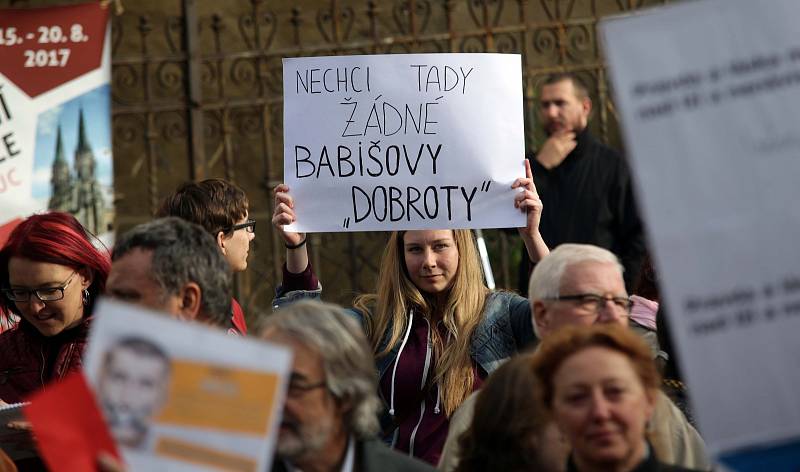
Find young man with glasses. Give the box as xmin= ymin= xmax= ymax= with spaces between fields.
xmin=156 ymin=179 xmax=254 ymax=335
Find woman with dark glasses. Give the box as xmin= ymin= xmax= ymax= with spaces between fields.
xmin=0 ymin=212 xmax=110 ymax=403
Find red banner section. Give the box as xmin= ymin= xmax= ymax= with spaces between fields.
xmin=26 ymin=373 xmax=121 ymax=472
xmin=0 ymin=218 xmax=20 ymax=247
xmin=0 ymin=3 xmax=108 ymax=98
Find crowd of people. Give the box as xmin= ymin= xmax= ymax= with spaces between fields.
xmin=0 ymin=74 xmax=713 ymax=472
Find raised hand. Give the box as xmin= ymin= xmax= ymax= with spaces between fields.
xmin=272 ymin=184 xmax=305 ymax=247
xmin=511 ymin=159 xmax=549 ymax=262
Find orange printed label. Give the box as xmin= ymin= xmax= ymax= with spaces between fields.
xmin=155 ymin=436 xmax=257 ymax=472
xmin=155 ymin=360 xmax=279 ymax=435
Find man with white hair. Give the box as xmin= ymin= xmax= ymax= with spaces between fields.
xmin=262 ymin=299 xmax=434 ymax=472
xmin=438 ymin=244 xmax=710 ymax=471
xmin=529 ymin=243 xmax=631 ymax=338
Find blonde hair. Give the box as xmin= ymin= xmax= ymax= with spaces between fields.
xmin=353 ymin=229 xmax=488 ymax=416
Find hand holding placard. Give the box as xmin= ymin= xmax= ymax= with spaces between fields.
xmin=512 ymin=159 xmax=548 ymax=262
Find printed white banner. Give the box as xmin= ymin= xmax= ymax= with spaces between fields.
xmin=283 ymin=53 xmax=526 ymax=232
xmin=84 ymin=299 xmax=292 ymax=472
xmin=601 ymin=0 xmax=800 ymax=455
xmin=0 ymin=3 xmax=114 ymax=241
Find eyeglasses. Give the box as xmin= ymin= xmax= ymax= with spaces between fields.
xmin=546 ymin=293 xmax=633 ymax=315
xmin=287 ymin=380 xmax=327 ymax=398
xmin=226 ymin=219 xmax=256 ymax=234
xmin=2 ymin=270 xmax=78 ymax=303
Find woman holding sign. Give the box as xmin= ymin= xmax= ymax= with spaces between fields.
xmin=271 ymin=160 xmax=547 ymax=465
xmin=0 ymin=212 xmax=110 ymax=403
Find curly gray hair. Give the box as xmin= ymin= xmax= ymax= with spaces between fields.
xmin=261 ymin=299 xmax=381 ymax=438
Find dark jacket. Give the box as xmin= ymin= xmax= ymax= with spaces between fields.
xmin=271 ymin=438 xmax=436 ymax=472
xmin=519 ymin=127 xmax=645 ymax=293
xmin=0 ymin=318 xmax=89 ymax=403
xmin=566 ymin=446 xmax=705 ymax=472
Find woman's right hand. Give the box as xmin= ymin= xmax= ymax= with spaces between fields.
xmin=272 ymin=184 xmax=305 ymax=247
xmin=273 ymin=184 xmax=310 ymax=274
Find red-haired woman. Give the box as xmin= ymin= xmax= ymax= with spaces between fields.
xmin=0 ymin=212 xmax=110 ymax=403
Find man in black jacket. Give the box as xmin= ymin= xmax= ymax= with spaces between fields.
xmin=518 ymin=73 xmax=645 ymax=295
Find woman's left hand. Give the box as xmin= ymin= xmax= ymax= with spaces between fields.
xmin=511 ymin=159 xmax=549 ymax=262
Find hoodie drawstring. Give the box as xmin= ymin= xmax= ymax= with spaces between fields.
xmin=389 ymin=309 xmax=414 ymax=417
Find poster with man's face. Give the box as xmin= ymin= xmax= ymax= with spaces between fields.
xmin=97 ymin=337 xmax=171 ymax=449
xmin=84 ymin=300 xmax=292 ymax=472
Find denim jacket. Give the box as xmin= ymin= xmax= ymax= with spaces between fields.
xmin=273 ymin=286 xmax=537 ymax=378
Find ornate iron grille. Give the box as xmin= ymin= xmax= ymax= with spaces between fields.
xmin=3 ymin=0 xmax=674 ymax=321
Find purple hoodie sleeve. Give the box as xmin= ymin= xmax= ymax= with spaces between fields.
xmin=282 ymin=263 xmax=319 ymax=292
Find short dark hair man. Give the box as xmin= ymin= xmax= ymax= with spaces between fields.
xmin=106 ymin=217 xmax=232 ymax=328
xmin=157 ymin=179 xmax=253 ymax=334
xmin=518 ymin=73 xmax=645 ymax=295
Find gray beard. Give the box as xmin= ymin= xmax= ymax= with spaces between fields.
xmin=276 ymin=417 xmax=334 ymax=460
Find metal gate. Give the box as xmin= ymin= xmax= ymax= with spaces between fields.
xmin=3 ymin=0 xmax=674 ymax=319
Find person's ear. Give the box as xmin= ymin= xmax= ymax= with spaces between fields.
xmin=216 ymin=231 xmax=228 ymax=254
xmin=582 ymin=97 xmax=592 ymax=118
xmin=177 ymin=282 xmax=202 ymax=320
xmin=77 ymin=267 xmax=94 ymax=290
xmin=335 ymin=395 xmax=354 ymax=418
xmin=533 ymin=300 xmax=550 ymax=338
xmin=644 ymin=387 xmax=657 ymax=420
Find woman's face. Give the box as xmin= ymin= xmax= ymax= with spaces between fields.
xmin=551 ymin=346 xmax=654 ymax=471
xmin=402 ymin=230 xmax=459 ymax=294
xmin=7 ymin=258 xmax=91 ymax=336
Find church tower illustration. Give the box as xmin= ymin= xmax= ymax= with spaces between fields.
xmin=48 ymin=125 xmax=73 ymax=211
xmin=48 ymin=108 xmax=107 ymax=234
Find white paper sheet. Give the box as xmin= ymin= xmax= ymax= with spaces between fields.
xmin=282 ymin=53 xmax=526 ymax=232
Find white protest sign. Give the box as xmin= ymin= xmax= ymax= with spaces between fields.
xmin=601 ymin=0 xmax=800 ymax=455
xmin=84 ymin=299 xmax=291 ymax=472
xmin=283 ymin=53 xmax=525 ymax=233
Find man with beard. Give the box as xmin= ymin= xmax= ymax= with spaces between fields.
xmin=261 ymin=300 xmax=434 ymax=472
xmin=517 ymin=73 xmax=645 ymax=295
xmin=97 ymin=337 xmax=171 ymax=449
